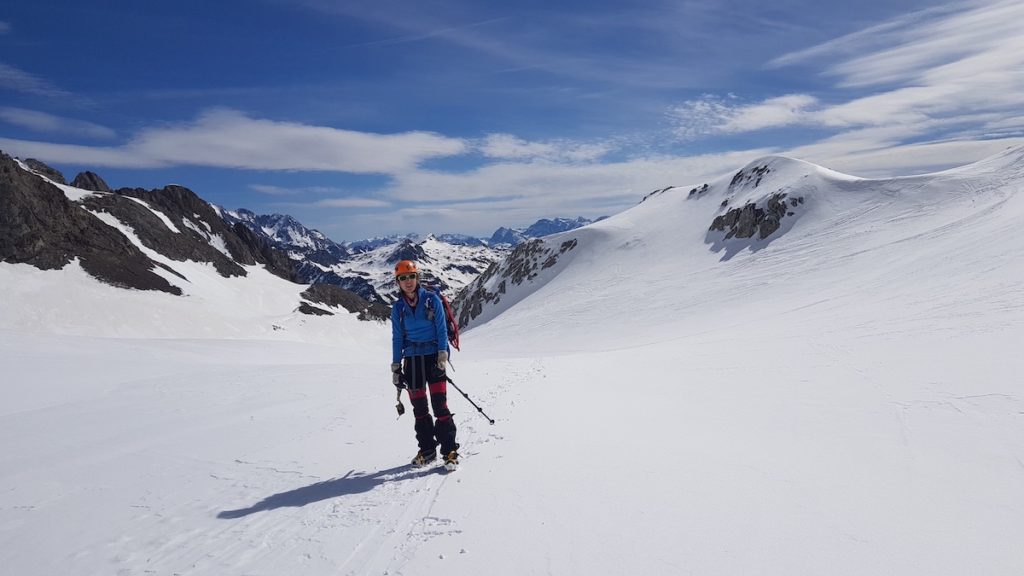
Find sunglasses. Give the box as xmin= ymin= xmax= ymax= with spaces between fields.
xmin=397 ymin=273 xmax=418 ymax=282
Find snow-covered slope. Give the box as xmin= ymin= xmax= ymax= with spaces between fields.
xmin=459 ymin=147 xmax=1024 ymax=352
xmin=2 ymin=147 xmax=1022 ymax=576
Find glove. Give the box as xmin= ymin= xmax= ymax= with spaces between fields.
xmin=391 ymin=362 xmax=405 ymax=389
xmin=437 ymin=350 xmax=448 ymax=372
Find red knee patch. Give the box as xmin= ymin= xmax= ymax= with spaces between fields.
xmin=428 ymin=380 xmax=447 ymax=394
xmin=408 ymin=388 xmax=428 ymax=400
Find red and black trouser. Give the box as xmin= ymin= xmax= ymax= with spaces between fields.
xmin=403 ymin=353 xmax=458 ymax=456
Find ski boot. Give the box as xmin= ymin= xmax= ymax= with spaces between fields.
xmin=443 ymin=450 xmax=459 ymax=472
xmin=411 ymin=450 xmax=437 ymax=467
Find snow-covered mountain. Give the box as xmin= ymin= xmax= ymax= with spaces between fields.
xmin=223 ymin=209 xmax=350 ymax=261
xmin=0 ymin=152 xmax=388 ymax=332
xmin=2 ymin=147 xmax=1022 ymax=576
xmin=487 ymin=216 xmax=602 ymax=246
xmin=222 ymin=208 xmax=599 ymax=302
xmin=454 ymin=149 xmax=1023 ymax=336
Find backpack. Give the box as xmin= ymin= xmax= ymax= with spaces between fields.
xmin=423 ymin=284 xmax=461 ymax=351
xmin=399 ymin=283 xmax=461 ymax=351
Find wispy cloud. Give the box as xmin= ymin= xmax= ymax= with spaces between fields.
xmin=0 ymin=63 xmax=73 ymax=99
xmin=669 ymin=94 xmax=820 ymax=139
xmin=314 ymin=197 xmax=391 ymax=208
xmin=0 ymin=21 xmax=11 ymax=34
xmin=0 ymin=107 xmax=117 ymax=139
xmin=479 ymin=134 xmax=614 ymax=163
xmin=248 ymin=183 xmax=391 ymax=207
xmin=777 ymin=0 xmax=1024 ymax=89
xmin=290 ymin=0 xmax=729 ymax=90
xmin=381 ymin=149 xmax=772 ymax=206
xmin=0 ymin=108 xmax=468 ymax=173
xmin=248 ymin=184 xmax=306 ymax=196
xmin=669 ymin=0 xmax=1024 ymax=162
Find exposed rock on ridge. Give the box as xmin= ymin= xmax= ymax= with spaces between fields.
xmin=300 ymin=284 xmax=390 ymax=321
xmin=0 ymin=152 xmax=182 ymax=294
xmin=453 ymin=237 xmax=578 ymax=329
xmin=71 ymin=171 xmax=112 ymax=192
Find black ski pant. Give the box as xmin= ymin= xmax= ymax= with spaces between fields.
xmin=403 ymin=353 xmax=459 ymax=456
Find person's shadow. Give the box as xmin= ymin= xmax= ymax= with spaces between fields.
xmin=217 ymin=464 xmax=438 ymax=519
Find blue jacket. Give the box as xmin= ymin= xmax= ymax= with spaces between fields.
xmin=391 ymin=286 xmax=450 ymax=363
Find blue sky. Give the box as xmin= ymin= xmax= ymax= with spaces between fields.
xmin=2 ymin=0 xmax=1022 ymax=241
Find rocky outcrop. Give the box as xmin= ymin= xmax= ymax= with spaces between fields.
xmin=23 ymin=158 xmax=66 ymax=184
xmin=0 ymin=151 xmax=181 ymax=294
xmin=729 ymin=164 xmax=772 ymax=190
xmin=230 ymin=222 xmax=297 ymax=281
xmin=387 ymin=239 xmax=429 ymax=266
xmin=453 ymin=237 xmax=578 ymax=329
xmin=1 ymin=152 xmax=305 ymax=294
xmin=94 ymin=185 xmax=297 ymax=282
xmin=71 ymin=171 xmax=112 ymax=192
xmin=293 ymin=262 xmax=384 ymax=303
xmin=300 ymin=283 xmax=390 ymax=321
xmin=709 ymin=192 xmax=803 ymax=240
xmin=83 ymin=188 xmax=249 ymax=279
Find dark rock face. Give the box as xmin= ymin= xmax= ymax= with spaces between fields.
xmin=226 ymin=209 xmax=350 ymax=264
xmin=104 ymin=185 xmax=297 ymax=282
xmin=294 ymin=262 xmax=384 ymax=303
xmin=729 ymin=164 xmax=771 ymax=190
xmin=0 ymin=152 xmax=181 ymax=294
xmin=387 ymin=239 xmax=429 ymax=265
xmin=230 ymin=222 xmax=297 ymax=282
xmin=83 ymin=189 xmax=249 ymax=279
xmin=709 ymin=192 xmax=802 ymax=240
xmin=71 ymin=171 xmax=112 ymax=192
xmin=23 ymin=159 xmax=66 ymax=184
xmin=687 ymin=183 xmax=710 ymax=198
xmin=641 ymin=186 xmax=676 ymax=203
xmin=1 ymin=152 xmax=304 ymax=295
xmin=300 ymin=283 xmax=390 ymax=321
xmin=452 ymin=237 xmax=578 ymax=329
xmin=298 ymin=302 xmax=332 ymax=316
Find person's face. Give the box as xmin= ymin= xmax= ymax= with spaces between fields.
xmin=397 ymin=273 xmax=417 ymax=294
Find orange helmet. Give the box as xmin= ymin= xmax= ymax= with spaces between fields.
xmin=394 ymin=260 xmax=418 ymax=277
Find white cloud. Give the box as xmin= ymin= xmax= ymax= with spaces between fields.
xmin=314 ymin=197 xmax=391 ymax=208
xmin=248 ymin=184 xmax=303 ymax=196
xmin=0 ymin=137 xmax=156 ymax=168
xmin=0 ymin=63 xmax=72 ymax=99
xmin=381 ymin=148 xmax=774 ymax=206
xmin=669 ymin=94 xmax=820 ymax=138
xmin=673 ymin=0 xmax=1024 ymax=148
xmin=790 ymin=137 xmax=1024 ymax=178
xmin=0 ymin=107 xmax=117 ymax=139
xmin=248 ymin=183 xmax=391 ymax=207
xmin=128 ymin=108 xmax=467 ymax=173
xmin=817 ymin=0 xmax=1024 ymax=89
xmin=718 ymin=94 xmax=819 ymax=133
xmin=479 ymin=134 xmax=614 ymax=163
xmin=0 ymin=108 xmax=468 ymax=174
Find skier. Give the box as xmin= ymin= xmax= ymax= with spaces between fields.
xmin=390 ymin=260 xmax=460 ymax=470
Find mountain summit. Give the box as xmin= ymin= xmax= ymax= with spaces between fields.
xmin=455 ymin=147 xmax=1024 ymax=344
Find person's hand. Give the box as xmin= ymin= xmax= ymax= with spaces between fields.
xmin=391 ymin=363 xmax=404 ymax=389
xmin=437 ymin=350 xmax=448 ymax=372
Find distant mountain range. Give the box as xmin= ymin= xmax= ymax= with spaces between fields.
xmin=0 ymin=152 xmax=602 ymax=311
xmin=216 ymin=203 xmax=601 ymax=304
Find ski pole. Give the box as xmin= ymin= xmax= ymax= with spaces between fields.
xmin=446 ymin=376 xmax=495 ymax=425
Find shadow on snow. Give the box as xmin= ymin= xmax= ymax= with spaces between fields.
xmin=217 ymin=464 xmax=438 ymax=519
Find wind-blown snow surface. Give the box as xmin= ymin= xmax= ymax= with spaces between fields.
xmin=2 ymin=148 xmax=1024 ymax=575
